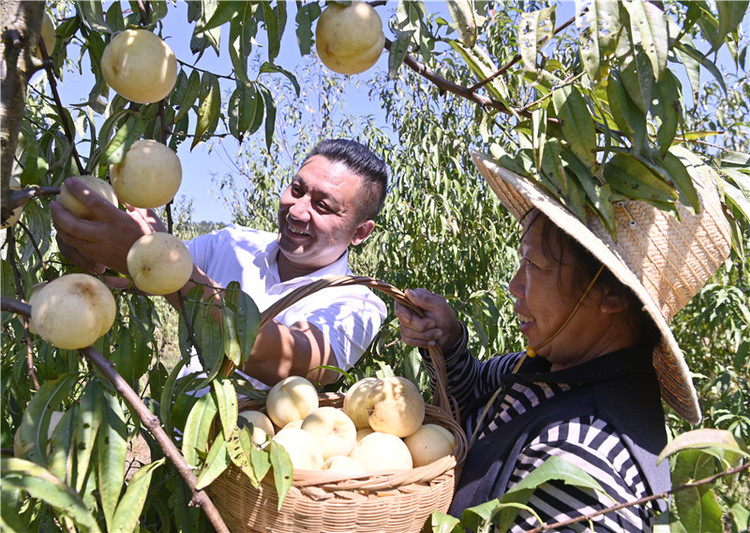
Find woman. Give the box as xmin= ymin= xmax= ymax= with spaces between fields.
xmin=395 ymin=152 xmax=732 ymax=532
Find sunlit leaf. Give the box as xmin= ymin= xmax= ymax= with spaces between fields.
xmin=191 ymin=71 xmax=220 ymax=150
xmin=182 ymin=392 xmax=218 ymax=467
xmin=110 ymin=459 xmax=165 ymax=532
xmin=18 ymin=374 xmax=76 ymax=466
xmin=2 ymin=458 xmax=102 ymax=533
xmin=295 ymin=1 xmax=320 ymax=56
xmin=213 ymin=376 xmax=238 ymax=441
xmin=74 ymin=382 xmax=104 ymax=493
xmin=195 ymin=432 xmax=230 ymax=490
xmin=604 ymin=153 xmax=678 ymax=206
xmin=552 ymin=86 xmax=596 ymax=167
xmin=269 ymin=440 xmax=293 ymax=509
xmin=519 ymin=8 xmax=554 ymax=70
xmin=657 ymin=428 xmax=748 ymax=464
xmin=388 ymin=29 xmax=414 ymax=80
xmin=447 ymin=0 xmax=478 ymax=48
xmin=623 ymin=0 xmax=668 ymax=80
xmin=97 ymin=393 xmax=128 ymax=529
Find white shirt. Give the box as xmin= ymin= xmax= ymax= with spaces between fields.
xmin=182 ymin=225 xmax=387 ymax=389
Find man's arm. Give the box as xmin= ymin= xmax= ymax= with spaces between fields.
xmin=51 ymin=177 xmax=339 ymax=386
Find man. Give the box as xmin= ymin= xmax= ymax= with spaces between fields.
xmin=51 ymin=138 xmax=388 ymax=388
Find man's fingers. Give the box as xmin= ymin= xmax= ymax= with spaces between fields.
xmin=62 ymin=177 xmax=120 ymax=219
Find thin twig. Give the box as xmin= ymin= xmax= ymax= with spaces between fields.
xmin=15 ymin=220 xmax=50 ymax=282
xmin=526 ymin=461 xmax=750 ymax=532
xmin=467 ymin=15 xmax=576 ymax=93
xmin=6 ymin=229 xmax=40 ymax=389
xmin=41 ymin=44 xmax=85 ymax=175
xmin=0 ymin=297 xmax=231 ymax=533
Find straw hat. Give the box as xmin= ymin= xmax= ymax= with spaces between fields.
xmin=471 ymin=150 xmax=732 ymax=424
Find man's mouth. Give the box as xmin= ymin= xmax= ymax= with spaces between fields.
xmin=287 ymin=225 xmax=309 ymax=237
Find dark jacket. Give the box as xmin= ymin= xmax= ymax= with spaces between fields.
xmin=449 ymin=345 xmax=670 ymax=518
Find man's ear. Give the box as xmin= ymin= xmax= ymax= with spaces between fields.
xmin=351 ymin=219 xmax=376 ymax=246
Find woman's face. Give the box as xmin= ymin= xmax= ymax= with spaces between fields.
xmin=508 ymin=216 xmax=619 ymax=370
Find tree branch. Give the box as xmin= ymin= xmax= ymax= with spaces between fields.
xmin=1 ymin=297 xmax=231 ymax=533
xmin=526 ymin=461 xmax=750 ymax=532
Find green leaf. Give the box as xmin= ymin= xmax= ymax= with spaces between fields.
xmin=97 ymin=393 xmax=128 ymax=529
xmin=173 ymin=69 xmax=202 ymax=124
xmin=195 ymin=432 xmax=230 ymax=490
xmin=388 ymin=29 xmax=414 ymax=80
xmin=604 ymin=153 xmax=678 ymax=205
xmin=446 ymin=0 xmax=478 ymax=48
xmin=660 ymin=150 xmax=700 ymax=213
xmin=212 ymin=376 xmax=238 ymax=441
xmin=673 ymin=452 xmax=724 ymax=533
xmin=18 ymin=373 xmax=76 ymax=466
xmin=258 ymin=83 xmax=276 ymax=150
xmin=228 ymin=85 xmax=257 ymax=141
xmin=228 ymin=4 xmax=256 ymax=87
xmin=575 ymin=0 xmax=601 ymax=81
xmin=552 ymin=86 xmax=596 ymax=167
xmin=623 ymin=0 xmax=668 ymax=81
xmin=2 ymin=457 xmax=102 ymax=533
xmin=196 ymin=0 xmax=240 ymax=32
xmin=496 ymin=456 xmax=604 ymax=530
xmin=75 ymin=0 xmax=112 ymax=33
xmin=47 ymin=405 xmax=77 ymax=481
xmin=430 ymin=510 xmax=465 ymax=533
xmin=182 ymin=392 xmax=218 ymax=467
xmin=159 ymin=356 xmax=191 ymax=435
xmin=295 ymin=1 xmax=320 ymax=56
xmin=262 ymin=1 xmax=285 ymax=62
xmin=657 ymin=428 xmax=748 ymax=464
xmin=192 ymin=72 xmax=220 ymax=150
xmin=714 ymin=1 xmax=749 ymax=52
xmin=74 ymin=382 xmax=105 ymax=493
xmin=259 ymin=62 xmax=300 ymax=96
xmin=226 ymin=427 xmax=260 ymax=486
xmin=103 ymin=115 xmax=146 ymax=165
xmin=607 ymin=68 xmax=646 ymax=150
xmin=651 ymin=70 xmax=680 ymax=156
xmin=269 ymin=440 xmax=293 ymax=509
xmin=223 ymin=281 xmax=260 ymax=369
xmin=673 ymin=41 xmax=726 ymax=94
xmin=519 ymin=8 xmax=555 ymax=70
xmin=110 ymin=459 xmax=165 ymax=533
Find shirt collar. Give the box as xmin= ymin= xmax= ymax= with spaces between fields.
xmin=258 ymin=237 xmax=351 ymax=285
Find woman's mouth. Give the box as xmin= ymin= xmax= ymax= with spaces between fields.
xmin=516 ymin=312 xmax=534 ymax=334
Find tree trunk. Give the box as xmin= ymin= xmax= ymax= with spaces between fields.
xmin=1 ymin=0 xmax=43 ymax=224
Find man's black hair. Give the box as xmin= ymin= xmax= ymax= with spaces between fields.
xmin=303 ymin=139 xmax=388 ymax=221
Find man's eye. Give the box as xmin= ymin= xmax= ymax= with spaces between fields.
xmin=317 ymin=202 xmax=332 ymax=212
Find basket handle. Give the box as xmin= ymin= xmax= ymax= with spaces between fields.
xmin=219 ymin=275 xmax=455 ymax=418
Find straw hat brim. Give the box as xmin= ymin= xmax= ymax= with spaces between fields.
xmin=471 ymin=151 xmax=702 ymax=424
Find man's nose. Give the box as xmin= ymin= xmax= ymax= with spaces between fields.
xmin=288 ymin=196 xmax=311 ymax=221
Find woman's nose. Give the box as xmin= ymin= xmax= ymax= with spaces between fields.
xmin=508 ymin=267 xmax=523 ymax=299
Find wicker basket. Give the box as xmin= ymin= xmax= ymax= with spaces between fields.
xmin=207 ymin=275 xmax=468 ymax=533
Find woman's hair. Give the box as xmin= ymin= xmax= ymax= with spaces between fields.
xmin=523 ymin=209 xmax=661 ymax=348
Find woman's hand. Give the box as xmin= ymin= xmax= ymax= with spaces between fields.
xmin=395 ymin=288 xmax=463 ymax=352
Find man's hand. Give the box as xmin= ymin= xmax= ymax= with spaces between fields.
xmin=395 ymin=288 xmax=463 ymax=352
xmin=51 ymin=176 xmax=167 ymax=275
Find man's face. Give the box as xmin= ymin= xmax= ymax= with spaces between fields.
xmin=276 ymin=155 xmax=375 ymax=278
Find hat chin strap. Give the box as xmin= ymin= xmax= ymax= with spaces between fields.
xmin=522 ymin=264 xmax=605 ymax=361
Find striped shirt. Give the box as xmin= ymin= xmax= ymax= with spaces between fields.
xmin=427 ymin=326 xmax=661 ymax=532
